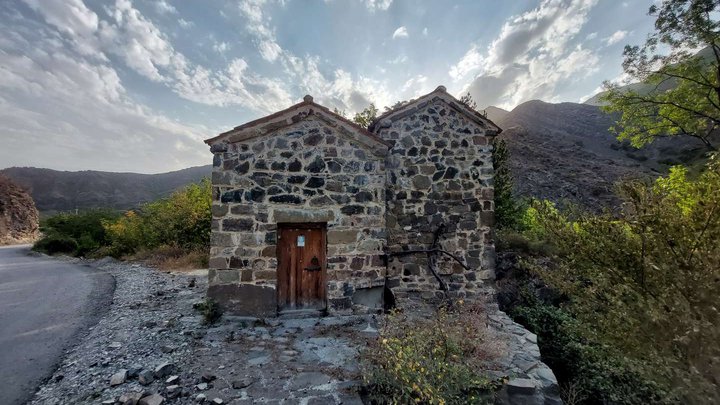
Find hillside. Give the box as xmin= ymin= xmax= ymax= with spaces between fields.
xmin=483 ymin=106 xmax=509 ymax=123
xmin=0 ymin=165 xmax=211 ymax=214
xmin=497 ymin=100 xmax=710 ymax=208
xmin=0 ymin=175 xmax=39 ymax=244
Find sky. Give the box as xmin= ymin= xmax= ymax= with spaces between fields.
xmin=0 ymin=0 xmax=658 ymax=173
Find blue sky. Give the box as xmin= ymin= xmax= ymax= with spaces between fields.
xmin=0 ymin=0 xmax=656 ymax=173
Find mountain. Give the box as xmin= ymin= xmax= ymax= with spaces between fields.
xmin=0 ymin=165 xmax=211 ymax=214
xmin=483 ymin=106 xmax=509 ymax=123
xmin=497 ymin=100 xmax=710 ymax=208
xmin=0 ymin=175 xmax=39 ymax=244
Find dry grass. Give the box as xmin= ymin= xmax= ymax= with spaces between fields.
xmin=128 ymin=245 xmax=208 ymax=271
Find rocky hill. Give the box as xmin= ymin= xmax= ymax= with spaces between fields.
xmin=0 ymin=166 xmax=211 ymax=214
xmin=0 ymin=175 xmax=40 ymax=244
xmin=496 ymin=100 xmax=710 ymax=208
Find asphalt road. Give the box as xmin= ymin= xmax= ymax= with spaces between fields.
xmin=0 ymin=245 xmax=114 ymax=405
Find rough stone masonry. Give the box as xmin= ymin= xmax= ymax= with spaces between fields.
xmin=205 ymin=85 xmax=501 ymax=316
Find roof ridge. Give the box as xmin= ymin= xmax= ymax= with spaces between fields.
xmin=204 ymin=96 xmax=391 ymax=147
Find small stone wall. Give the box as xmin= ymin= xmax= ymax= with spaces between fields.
xmin=208 ymin=113 xmax=388 ymax=316
xmin=372 ymin=96 xmax=498 ymax=304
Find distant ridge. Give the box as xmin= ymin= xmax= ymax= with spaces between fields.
xmin=0 ymin=165 xmax=212 ymax=214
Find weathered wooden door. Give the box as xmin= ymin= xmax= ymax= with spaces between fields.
xmin=277 ymin=223 xmax=327 ymax=312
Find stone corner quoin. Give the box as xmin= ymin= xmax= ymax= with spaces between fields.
xmin=204 ymin=86 xmax=499 ymax=316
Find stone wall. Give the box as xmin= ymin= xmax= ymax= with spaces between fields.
xmin=207 ymin=113 xmax=388 ymax=316
xmin=372 ymin=95 xmax=498 ymax=304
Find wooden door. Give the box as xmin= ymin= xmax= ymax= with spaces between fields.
xmin=277 ymin=223 xmax=327 ymax=312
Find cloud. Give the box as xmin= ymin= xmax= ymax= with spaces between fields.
xmin=364 ymin=0 xmax=392 ymax=12
xmin=178 ymin=18 xmax=193 ymax=28
xmin=23 ymin=0 xmax=292 ymax=112
xmin=449 ymin=45 xmax=482 ymax=81
xmin=213 ymin=41 xmax=229 ymax=53
xmin=392 ymin=26 xmax=408 ymax=39
xmin=452 ymin=0 xmax=600 ymax=109
xmin=0 ymin=23 xmax=208 ymax=172
xmin=604 ymin=30 xmax=627 ymax=45
xmin=154 ymin=0 xmax=177 ymax=15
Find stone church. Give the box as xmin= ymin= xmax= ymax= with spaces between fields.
xmin=204 ymin=86 xmax=500 ymax=317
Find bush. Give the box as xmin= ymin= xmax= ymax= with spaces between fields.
xmin=33 ymin=209 xmax=120 ymax=256
xmin=512 ymin=159 xmax=720 ymax=403
xmin=104 ymin=179 xmax=211 ymax=258
xmin=362 ymin=303 xmax=503 ymax=404
xmin=511 ymin=300 xmax=667 ymax=404
xmin=33 ymin=233 xmax=79 ymax=255
xmin=194 ymin=299 xmax=222 ymax=324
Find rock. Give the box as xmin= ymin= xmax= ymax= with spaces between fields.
xmin=138 ymin=393 xmax=165 ymax=405
xmin=231 ymin=378 xmax=253 ymax=389
xmin=108 ymin=342 xmax=122 ymax=349
xmin=211 ymin=398 xmax=223 ymax=404
xmin=195 ymin=393 xmax=207 ymax=403
xmin=165 ymin=385 xmax=180 ymax=399
xmin=138 ymin=370 xmax=155 ymax=386
xmin=506 ymin=378 xmax=536 ymax=395
xmin=102 ymin=400 xmax=116 ymax=405
xmin=119 ymin=392 xmax=143 ymax=405
xmin=196 ymin=382 xmax=208 ymax=391
xmin=0 ymin=175 xmax=39 ymax=244
xmin=154 ymin=362 xmax=175 ymax=379
xmin=110 ymin=369 xmax=128 ymax=386
xmin=165 ymin=375 xmax=179 ymax=384
xmin=127 ymin=365 xmax=143 ymax=379
xmin=160 ymin=345 xmax=175 ymax=353
xmin=201 ymin=373 xmax=216 ymax=383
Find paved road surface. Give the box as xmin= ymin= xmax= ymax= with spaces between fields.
xmin=0 ymin=245 xmax=114 ymax=405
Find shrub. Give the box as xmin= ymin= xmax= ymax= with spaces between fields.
xmin=33 ymin=233 xmax=79 ymax=255
xmin=514 ymin=159 xmax=720 ymax=403
xmin=33 ymin=209 xmax=120 ymax=256
xmin=194 ymin=299 xmax=222 ymax=324
xmin=104 ymin=179 xmax=211 ymax=258
xmin=362 ymin=303 xmax=503 ymax=404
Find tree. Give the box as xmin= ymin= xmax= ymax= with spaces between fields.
xmin=602 ymin=0 xmax=720 ymax=151
xmin=352 ymin=103 xmax=378 ymax=128
xmin=459 ymin=92 xmax=477 ymax=111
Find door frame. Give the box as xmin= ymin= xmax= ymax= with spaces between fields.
xmin=276 ymin=222 xmax=328 ymax=315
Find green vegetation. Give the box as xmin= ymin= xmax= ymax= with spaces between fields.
xmin=103 ymin=179 xmax=211 ymax=259
xmin=602 ymin=0 xmax=719 ymax=151
xmin=492 ymin=138 xmax=525 ymax=230
xmin=193 ymin=298 xmax=223 ymax=325
xmin=33 ymin=209 xmax=120 ymax=256
xmin=33 ymin=180 xmax=211 ymax=268
xmin=498 ymin=155 xmax=720 ymax=404
xmin=352 ymin=103 xmax=379 ymax=128
xmin=362 ymin=303 xmax=502 ymax=404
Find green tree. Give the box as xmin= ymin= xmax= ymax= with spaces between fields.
xmin=352 ymin=103 xmax=378 ymax=128
xmin=602 ymin=0 xmax=720 ymax=150
xmin=492 ymin=138 xmax=523 ymax=229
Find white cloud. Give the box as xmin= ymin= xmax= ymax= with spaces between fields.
xmin=154 ymin=0 xmax=177 ymax=15
xmin=392 ymin=26 xmax=408 ymax=39
xmin=422 ymin=27 xmax=428 ymax=36
xmin=586 ymin=32 xmax=598 ymax=40
xmin=453 ymin=0 xmax=600 ymax=109
xmin=178 ymin=18 xmax=193 ymax=28
xmin=24 ymin=0 xmax=292 ymax=112
xmin=258 ymin=40 xmax=281 ymax=62
xmin=449 ymin=45 xmax=483 ymax=81
xmin=213 ymin=41 xmax=229 ymax=53
xmin=604 ymin=30 xmax=627 ymax=45
xmin=364 ymin=0 xmax=392 ymax=12
xmin=0 ymin=28 xmax=208 ymax=172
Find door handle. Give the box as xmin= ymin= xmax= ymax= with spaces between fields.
xmin=304 ymin=256 xmax=322 ymax=271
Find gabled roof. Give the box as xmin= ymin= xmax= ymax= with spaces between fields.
xmin=368 ymin=85 xmax=502 ymax=135
xmin=204 ymin=95 xmax=392 ymax=152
